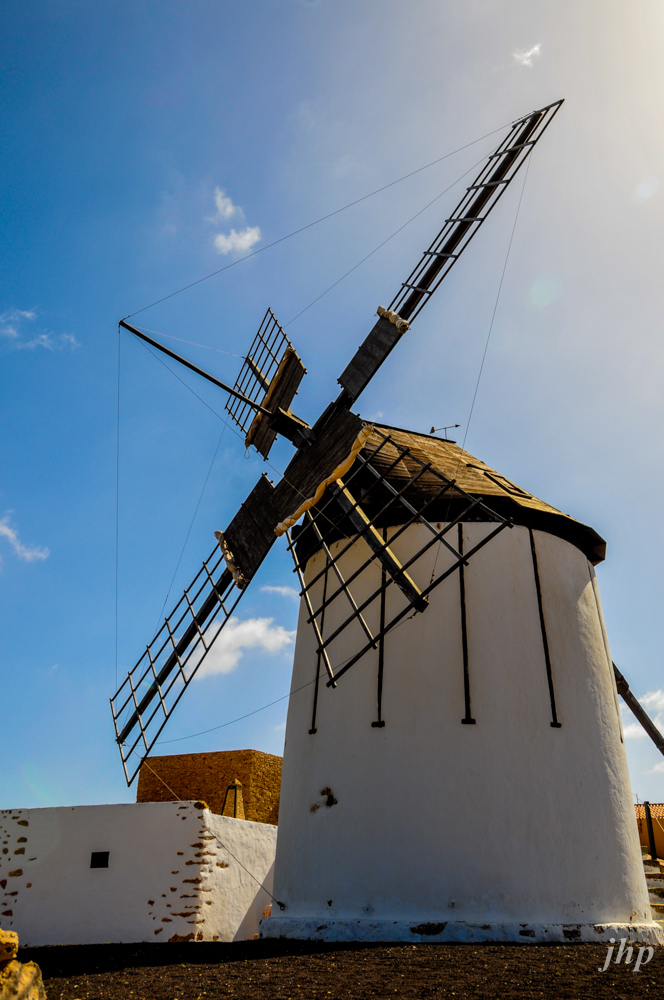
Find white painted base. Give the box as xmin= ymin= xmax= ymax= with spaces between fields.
xmin=260 ymin=917 xmax=664 ymax=945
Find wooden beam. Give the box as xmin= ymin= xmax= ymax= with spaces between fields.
xmin=119 ymin=320 xmax=271 ymax=415
xmin=614 ymin=663 xmax=664 ymax=757
xmin=245 ymin=346 xmax=307 ymax=458
xmin=337 ymin=316 xmax=403 ymax=402
xmin=273 ymin=408 xmax=363 ymax=522
xmin=333 ymin=483 xmax=428 ymax=613
xmin=223 ymin=474 xmax=279 ymax=583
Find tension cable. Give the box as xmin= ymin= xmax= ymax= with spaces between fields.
xmin=122 ymin=119 xmax=517 ymax=321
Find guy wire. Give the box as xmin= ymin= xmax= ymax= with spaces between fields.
xmin=115 ymin=327 xmax=121 ymax=690
xmin=122 ymin=119 xmax=516 ymax=321
xmin=460 ymin=153 xmax=532 ymax=453
xmin=429 ymin=151 xmax=533 ymax=588
xmin=136 ymin=756 xmax=285 ymax=910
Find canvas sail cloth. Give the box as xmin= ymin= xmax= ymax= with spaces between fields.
xmin=262 ymin=423 xmax=660 ymax=945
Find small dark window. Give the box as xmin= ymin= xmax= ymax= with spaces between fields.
xmin=466 ymin=464 xmax=532 ymax=499
xmin=90 ymin=851 xmax=109 ymax=868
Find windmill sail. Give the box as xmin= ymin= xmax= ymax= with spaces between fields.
xmin=110 ymin=544 xmax=244 ymax=785
xmin=225 ymin=308 xmax=290 ymax=434
xmin=287 ymin=425 xmax=514 ymax=686
xmin=226 ymin=308 xmax=308 ymax=458
xmin=111 ymin=474 xmax=279 ymax=784
xmin=338 ymin=99 xmax=563 ymax=403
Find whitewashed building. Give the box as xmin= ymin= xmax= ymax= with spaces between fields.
xmin=262 ymin=425 xmax=662 ymax=944
xmin=0 ymin=800 xmax=276 ymax=946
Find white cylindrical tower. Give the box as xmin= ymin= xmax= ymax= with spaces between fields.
xmin=262 ymin=426 xmax=661 ymax=944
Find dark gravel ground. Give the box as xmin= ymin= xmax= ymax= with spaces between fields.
xmin=18 ymin=940 xmax=664 ymax=999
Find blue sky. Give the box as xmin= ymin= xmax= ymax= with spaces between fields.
xmin=3 ymin=0 xmax=664 ymax=808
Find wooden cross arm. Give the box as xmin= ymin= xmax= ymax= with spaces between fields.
xmin=333 ymin=483 xmax=429 ymax=613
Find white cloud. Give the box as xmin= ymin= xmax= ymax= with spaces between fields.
xmin=193 ymin=616 xmax=295 ymax=680
xmin=208 ymin=186 xmax=261 ymax=256
xmin=513 ymin=43 xmax=541 ymax=67
xmin=623 ymin=720 xmax=648 ymax=740
xmin=0 ymin=308 xmax=36 ymax=340
xmin=210 ymin=187 xmax=242 ymax=222
xmin=261 ymin=584 xmax=300 ymax=601
xmin=621 ymin=690 xmax=664 ymax=741
xmin=17 ymin=332 xmax=79 ymax=351
xmin=214 ymin=226 xmax=262 ymax=255
xmin=0 ymin=515 xmax=49 ymax=563
xmin=640 ymin=689 xmax=664 ymax=713
xmin=0 ymin=309 xmax=78 ymax=351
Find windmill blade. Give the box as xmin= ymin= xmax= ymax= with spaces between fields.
xmin=288 ymin=426 xmax=513 ymax=685
xmin=111 ymin=397 xmax=366 ymax=782
xmin=226 ymin=308 xmax=309 ymax=458
xmin=110 ymin=545 xmax=243 ymax=785
xmin=120 ymin=312 xmax=310 ymax=460
xmin=338 ymin=99 xmax=563 ymax=404
xmin=226 ymin=308 xmax=293 ymax=434
xmin=111 ymin=474 xmax=279 ymax=784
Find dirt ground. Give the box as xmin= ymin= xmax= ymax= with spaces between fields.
xmin=19 ymin=940 xmax=664 ymax=999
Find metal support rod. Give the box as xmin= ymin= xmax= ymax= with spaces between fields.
xmin=119 ymin=320 xmax=271 ymax=415
xmin=326 ymin=518 xmax=512 ymax=685
xmin=286 ymin=530 xmax=336 ymax=685
xmin=309 ymin=562 xmax=329 ymax=734
xmin=458 ymin=523 xmax=475 ymax=725
xmin=304 ymin=511 xmax=377 ymax=649
xmin=371 ymin=527 xmax=387 ymax=729
xmin=645 ymin=801 xmax=658 ymax=860
xmin=529 ymin=528 xmax=561 ymax=729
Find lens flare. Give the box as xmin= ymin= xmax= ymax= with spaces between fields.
xmin=528 ymin=273 xmax=562 ymax=308
xmin=630 ymin=176 xmax=659 ymax=205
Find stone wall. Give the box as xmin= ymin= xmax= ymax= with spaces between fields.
xmin=136 ymin=750 xmax=282 ymax=825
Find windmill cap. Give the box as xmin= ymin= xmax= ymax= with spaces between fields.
xmin=362 ymin=422 xmax=606 ymax=565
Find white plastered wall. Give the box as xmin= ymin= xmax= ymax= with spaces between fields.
xmin=264 ymin=523 xmax=660 ymax=943
xmin=0 ymin=801 xmax=276 ymax=946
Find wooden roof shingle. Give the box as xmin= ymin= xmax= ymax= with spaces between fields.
xmin=364 ymin=423 xmax=606 ymax=565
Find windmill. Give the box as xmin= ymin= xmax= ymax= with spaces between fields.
xmin=111 ymin=100 xmax=664 ymax=944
